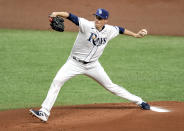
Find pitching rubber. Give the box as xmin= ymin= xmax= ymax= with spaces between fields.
xmin=150 ymin=106 xmax=171 ymax=112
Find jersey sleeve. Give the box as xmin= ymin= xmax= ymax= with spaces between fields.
xmin=118 ymin=26 xmax=125 ymax=34
xmin=67 ymin=13 xmax=79 ymax=26
xmin=108 ymin=26 xmax=120 ymax=40
xmin=78 ymin=18 xmax=90 ymax=33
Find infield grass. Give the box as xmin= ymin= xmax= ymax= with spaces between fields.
xmin=0 ymin=29 xmax=184 ymax=110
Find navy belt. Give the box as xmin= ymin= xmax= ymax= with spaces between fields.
xmin=72 ymin=56 xmax=91 ymax=64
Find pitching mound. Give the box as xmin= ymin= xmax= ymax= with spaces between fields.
xmin=0 ymin=101 xmax=184 ymax=131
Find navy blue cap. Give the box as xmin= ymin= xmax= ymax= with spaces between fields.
xmin=94 ymin=8 xmax=109 ymax=19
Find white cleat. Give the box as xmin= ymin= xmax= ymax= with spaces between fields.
xmin=29 ymin=109 xmax=48 ymax=122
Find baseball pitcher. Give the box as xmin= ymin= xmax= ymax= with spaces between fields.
xmin=30 ymin=8 xmax=150 ymax=122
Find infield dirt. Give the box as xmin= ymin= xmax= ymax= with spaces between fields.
xmin=0 ymin=101 xmax=184 ymax=131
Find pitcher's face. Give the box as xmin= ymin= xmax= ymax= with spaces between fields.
xmin=95 ymin=16 xmax=108 ymax=30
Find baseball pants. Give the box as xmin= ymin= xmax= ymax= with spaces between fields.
xmin=41 ymin=57 xmax=143 ymax=116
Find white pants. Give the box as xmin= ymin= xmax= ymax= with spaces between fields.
xmin=41 ymin=58 xmax=143 ymax=116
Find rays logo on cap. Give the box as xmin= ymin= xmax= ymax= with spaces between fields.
xmin=98 ymin=9 xmax=102 ymax=14
xmin=94 ymin=8 xmax=109 ymax=19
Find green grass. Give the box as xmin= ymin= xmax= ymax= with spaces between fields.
xmin=0 ymin=29 xmax=184 ymax=110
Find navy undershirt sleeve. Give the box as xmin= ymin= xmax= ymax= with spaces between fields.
xmin=67 ymin=13 xmax=79 ymax=26
xmin=118 ymin=26 xmax=125 ymax=34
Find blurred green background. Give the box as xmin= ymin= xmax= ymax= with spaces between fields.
xmin=0 ymin=29 xmax=184 ymax=110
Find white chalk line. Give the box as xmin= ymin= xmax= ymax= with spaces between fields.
xmin=150 ymin=106 xmax=171 ymax=112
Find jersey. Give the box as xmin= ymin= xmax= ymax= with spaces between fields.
xmin=69 ymin=17 xmax=121 ymax=62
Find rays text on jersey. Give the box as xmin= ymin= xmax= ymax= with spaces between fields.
xmin=88 ymin=32 xmax=107 ymax=46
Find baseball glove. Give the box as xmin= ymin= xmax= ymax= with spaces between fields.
xmin=49 ymin=16 xmax=64 ymax=32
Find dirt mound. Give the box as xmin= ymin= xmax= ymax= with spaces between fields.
xmin=0 ymin=101 xmax=184 ymax=131
xmin=0 ymin=0 xmax=184 ymax=35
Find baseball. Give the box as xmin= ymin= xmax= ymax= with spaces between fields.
xmin=141 ymin=29 xmax=148 ymax=36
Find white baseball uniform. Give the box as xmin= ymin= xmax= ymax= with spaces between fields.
xmin=40 ymin=16 xmax=143 ymax=116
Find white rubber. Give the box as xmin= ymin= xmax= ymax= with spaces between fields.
xmin=150 ymin=106 xmax=171 ymax=112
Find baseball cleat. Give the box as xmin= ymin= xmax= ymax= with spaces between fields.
xmin=29 ymin=109 xmax=48 ymax=122
xmin=139 ymin=102 xmax=150 ymax=110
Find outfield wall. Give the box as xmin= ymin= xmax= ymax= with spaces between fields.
xmin=0 ymin=0 xmax=184 ymax=36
